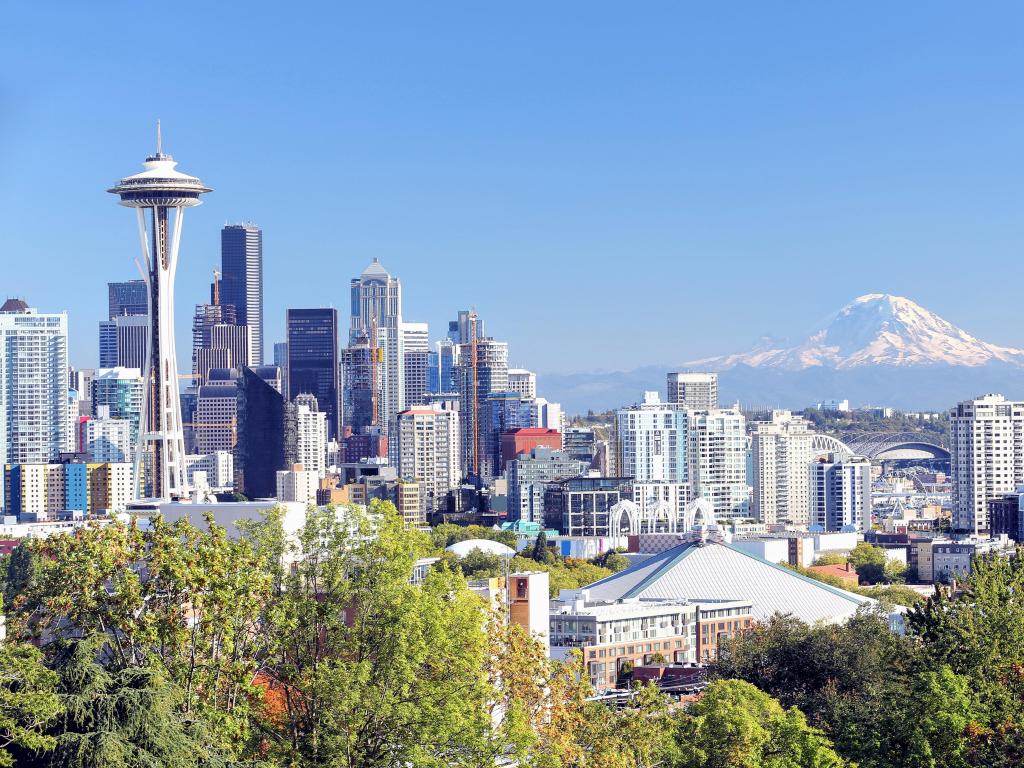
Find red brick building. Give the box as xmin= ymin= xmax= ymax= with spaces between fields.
xmin=500 ymin=428 xmax=561 ymax=469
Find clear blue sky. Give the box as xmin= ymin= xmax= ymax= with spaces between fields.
xmin=2 ymin=2 xmax=1022 ymax=375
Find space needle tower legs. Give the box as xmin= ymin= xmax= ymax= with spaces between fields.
xmin=109 ymin=124 xmax=212 ymax=500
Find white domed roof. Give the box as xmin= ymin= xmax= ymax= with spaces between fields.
xmin=446 ymin=539 xmax=515 ymax=558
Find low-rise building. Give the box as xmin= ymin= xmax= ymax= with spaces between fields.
xmin=549 ymin=596 xmax=698 ymax=690
xmin=695 ymin=600 xmax=755 ymax=662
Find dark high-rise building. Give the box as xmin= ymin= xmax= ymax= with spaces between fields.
xmin=221 ymin=224 xmax=263 ymax=365
xmin=100 ymin=281 xmax=148 ymax=369
xmin=341 ymin=331 xmax=375 ymax=434
xmin=107 ymin=280 xmax=148 ymax=320
xmin=286 ymin=308 xmax=339 ymax=439
xmin=235 ymin=366 xmax=285 ymax=499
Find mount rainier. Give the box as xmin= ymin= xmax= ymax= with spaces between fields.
xmin=540 ymin=295 xmax=1024 ymax=413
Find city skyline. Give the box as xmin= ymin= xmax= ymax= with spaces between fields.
xmin=3 ymin=3 xmax=1024 ymax=378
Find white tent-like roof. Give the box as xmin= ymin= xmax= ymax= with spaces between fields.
xmin=446 ymin=539 xmax=515 ymax=558
xmin=583 ymin=539 xmax=872 ymax=625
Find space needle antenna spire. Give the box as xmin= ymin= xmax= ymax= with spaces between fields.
xmin=156 ymin=119 xmax=162 ymax=155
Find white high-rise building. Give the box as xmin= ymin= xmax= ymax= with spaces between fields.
xmin=950 ymin=394 xmax=1024 ymax=534
xmin=508 ymin=369 xmax=537 ymax=400
xmin=616 ymin=392 xmax=690 ymax=528
xmin=85 ymin=406 xmax=133 ymax=463
xmin=530 ymin=397 xmax=564 ymax=432
xmin=397 ymin=406 xmax=460 ymax=515
xmin=0 ymin=300 xmax=69 ymax=467
xmin=666 ymin=372 xmax=718 ymax=411
xmin=751 ymin=410 xmax=815 ymax=526
xmin=688 ymin=408 xmax=749 ymax=519
xmin=616 ymin=392 xmax=688 ymax=483
xmin=289 ymin=393 xmax=328 ymax=477
xmin=809 ymin=454 xmax=872 ymax=532
xmin=401 ymin=321 xmax=430 ymax=410
xmin=90 ymin=367 xmax=144 ymax=457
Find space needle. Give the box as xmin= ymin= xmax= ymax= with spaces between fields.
xmin=108 ymin=124 xmax=211 ymax=499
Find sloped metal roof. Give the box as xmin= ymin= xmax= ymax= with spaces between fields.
xmin=583 ymin=540 xmax=870 ymax=625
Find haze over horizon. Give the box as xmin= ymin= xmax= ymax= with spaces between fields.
xmin=2 ymin=3 xmax=1023 ymax=376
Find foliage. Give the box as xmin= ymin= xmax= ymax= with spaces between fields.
xmin=813 ymin=552 xmax=848 ymax=566
xmin=713 ymin=611 xmax=912 ymax=766
xmin=859 ymin=584 xmax=924 ymax=608
xmin=17 ymin=515 xmax=274 ymax=759
xmin=848 ymin=542 xmax=890 ymax=584
xmin=531 ymin=531 xmax=554 ymax=564
xmin=675 ymin=679 xmax=848 ymax=767
xmin=253 ymin=502 xmax=500 ymax=767
xmin=591 ymin=549 xmax=631 ymax=572
xmin=505 ymin=555 xmax=612 ymax=598
xmin=27 ymin=637 xmax=218 ymax=768
xmin=457 ymin=547 xmax=508 ymax=578
xmin=3 ymin=544 xmax=38 ymax=610
xmin=0 ymin=641 xmax=60 ymax=766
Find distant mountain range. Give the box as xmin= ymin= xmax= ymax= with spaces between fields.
xmin=540 ymin=294 xmax=1024 ymax=414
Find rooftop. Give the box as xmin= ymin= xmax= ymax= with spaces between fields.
xmin=583 ymin=538 xmax=872 ymax=625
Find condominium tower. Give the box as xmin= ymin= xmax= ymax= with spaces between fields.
xmin=0 ymin=300 xmax=69 ymax=467
xmin=950 ymin=394 xmax=1024 ymax=534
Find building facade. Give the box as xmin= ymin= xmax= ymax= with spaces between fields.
xmin=751 ymin=410 xmax=815 ymax=525
xmin=220 ymin=224 xmax=264 ymax=365
xmin=666 ymin=372 xmax=718 ymax=410
xmin=0 ymin=301 xmax=69 ymax=467
xmin=950 ymin=394 xmax=1024 ymax=534
xmin=688 ymin=408 xmax=748 ymax=519
xmin=808 ymin=454 xmax=872 ymax=532
xmin=616 ymin=392 xmax=688 ymax=484
xmin=287 ymin=308 xmax=340 ymax=439
xmin=396 ymin=407 xmax=460 ymax=515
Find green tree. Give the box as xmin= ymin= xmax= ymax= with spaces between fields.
xmin=714 ymin=611 xmax=912 ymax=766
xmin=813 ymin=552 xmax=848 ymax=566
xmin=30 ymin=638 xmax=217 ymax=768
xmin=18 ymin=516 xmax=273 ymax=759
xmin=255 ymin=502 xmax=501 ymax=768
xmin=674 ymin=679 xmax=848 ymax=768
xmin=532 ymin=531 xmax=553 ymax=564
xmin=0 ymin=641 xmax=60 ymax=766
xmin=3 ymin=544 xmax=38 ymax=610
xmin=457 ymin=547 xmax=506 ymax=578
xmin=848 ymin=542 xmax=889 ymax=584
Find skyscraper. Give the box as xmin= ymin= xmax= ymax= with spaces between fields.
xmin=107 ymin=280 xmax=148 ymax=319
xmin=99 ymin=315 xmax=148 ymax=369
xmin=396 ymin=406 xmax=460 ymax=516
xmin=235 ymin=367 xmax=285 ymax=498
xmin=285 ymin=393 xmax=327 ymax=476
xmin=0 ymin=299 xmax=68 ymax=467
xmin=507 ymin=369 xmax=537 ymax=400
xmin=349 ymin=259 xmax=403 ymax=435
xmin=341 ymin=331 xmax=375 ymax=434
xmin=401 ymin=321 xmax=430 ymax=410
xmin=220 ymin=224 xmax=263 ymax=365
xmin=688 ymin=408 xmax=749 ymax=519
xmin=108 ymin=126 xmax=211 ymax=499
xmin=809 ymin=454 xmax=872 ymax=532
xmin=950 ymin=394 xmax=1024 ymax=534
xmin=666 ymin=372 xmax=718 ymax=411
xmin=91 ymin=367 xmax=144 ymax=456
xmin=751 ymin=410 xmax=815 ymax=526
xmin=287 ymin=308 xmax=339 ymax=439
xmin=455 ymin=335 xmax=508 ymax=482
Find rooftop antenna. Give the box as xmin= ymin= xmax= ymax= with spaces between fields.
xmin=156 ymin=119 xmax=162 ymax=155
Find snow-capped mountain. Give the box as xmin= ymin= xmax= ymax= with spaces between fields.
xmin=539 ymin=295 xmax=1024 ymax=413
xmin=690 ymin=294 xmax=1024 ymax=370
